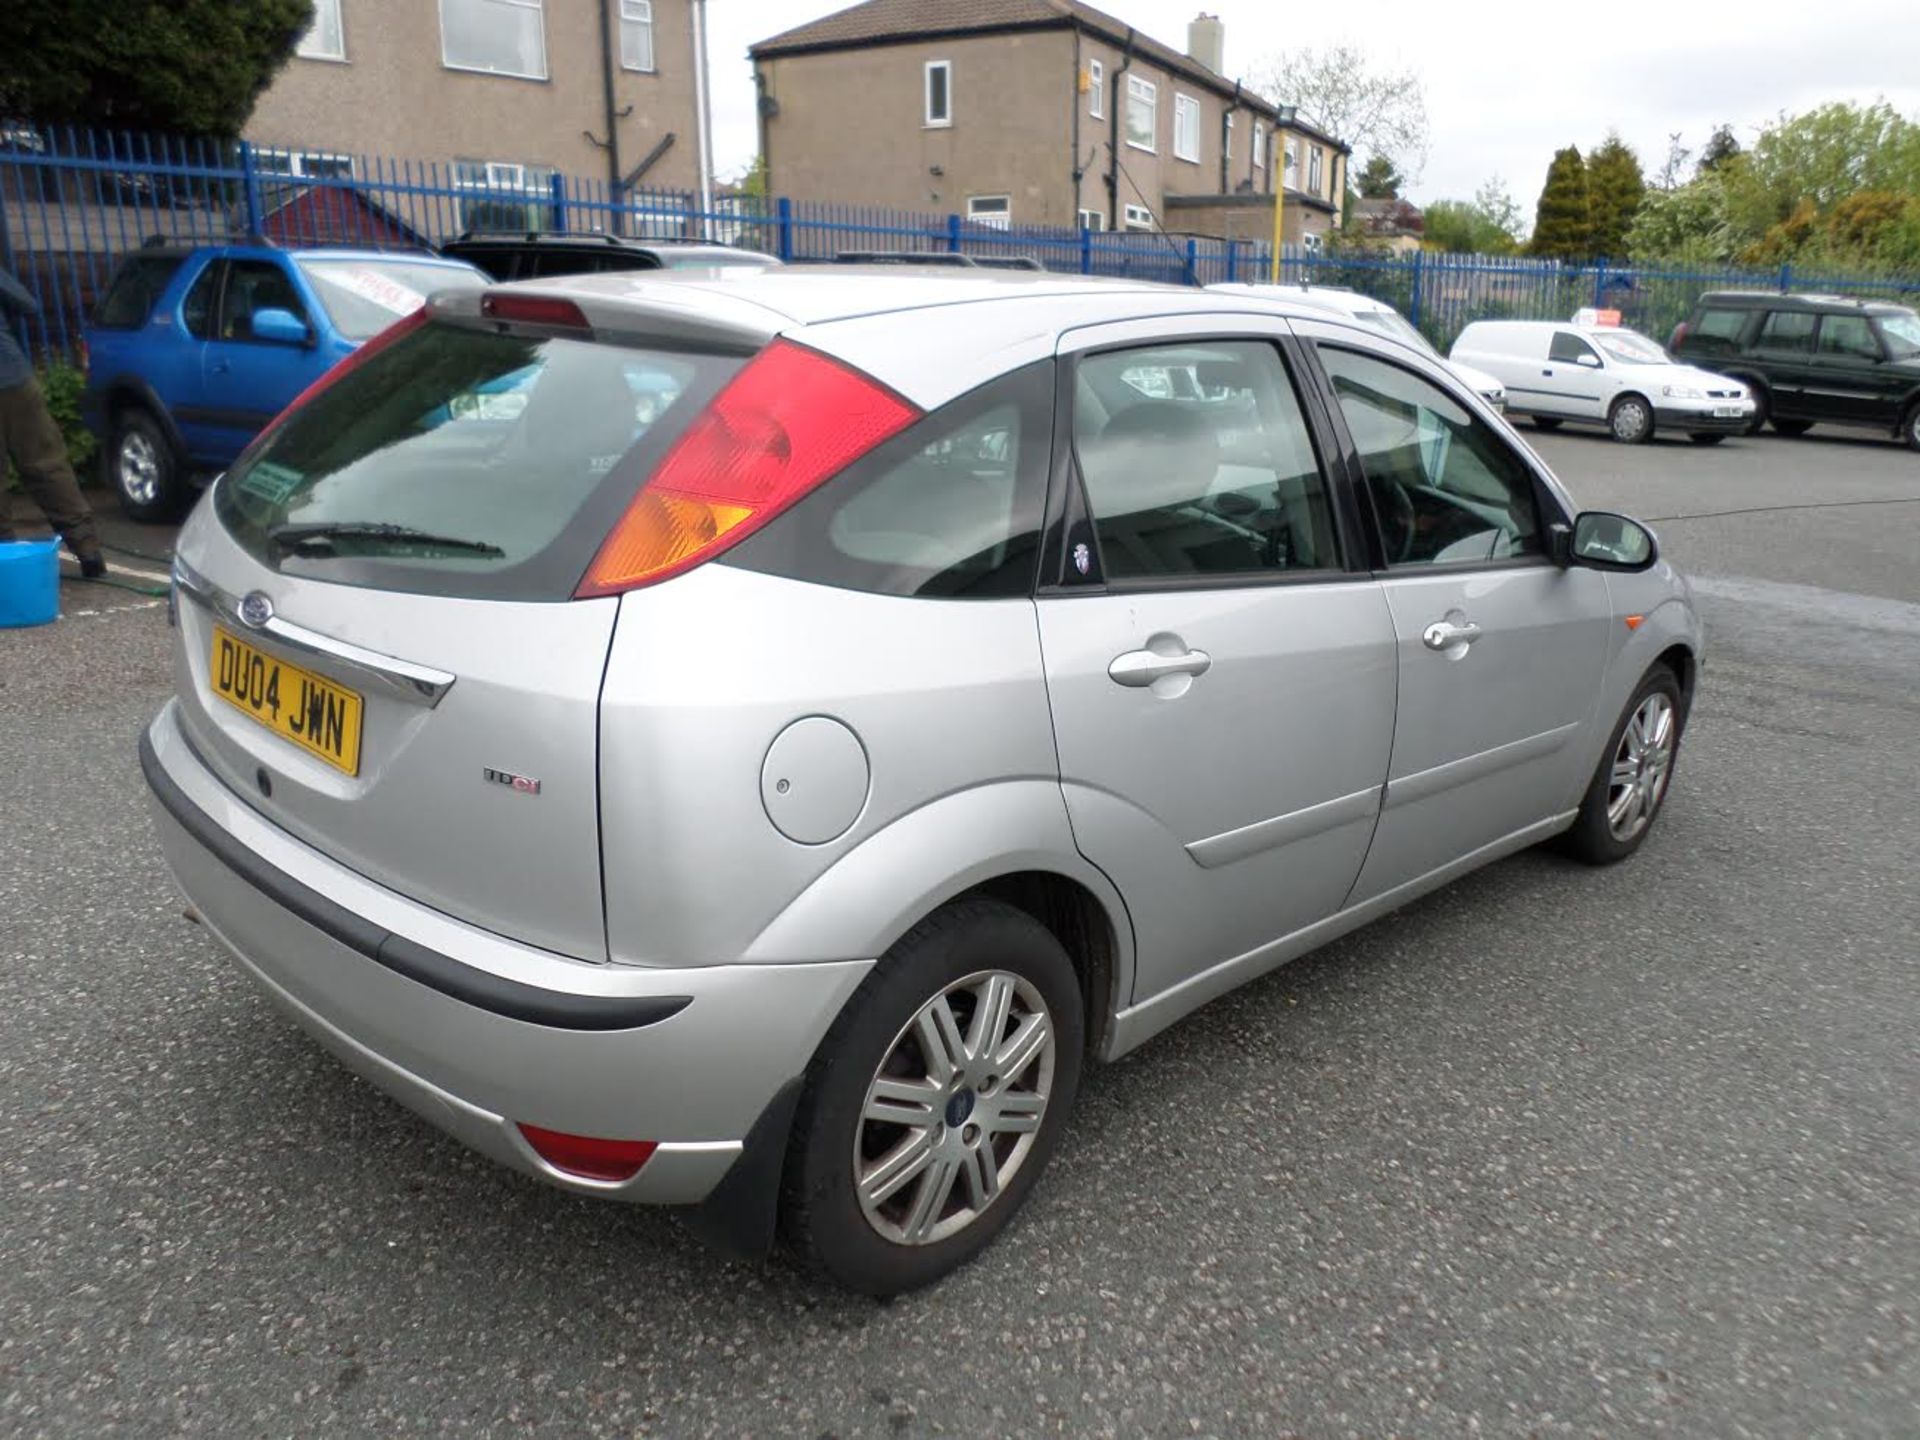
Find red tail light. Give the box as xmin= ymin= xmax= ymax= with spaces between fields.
xmin=517 ymin=1123 xmax=658 ymax=1182
xmin=254 ymin=307 xmax=430 ymax=445
xmin=576 ymin=339 xmax=921 ymax=596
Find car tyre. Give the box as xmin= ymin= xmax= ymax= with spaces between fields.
xmin=1771 ymin=418 xmax=1813 ymax=437
xmin=1736 ymin=380 xmax=1769 ymax=435
xmin=781 ymin=896 xmax=1084 ymax=1297
xmin=1555 ymin=665 xmax=1685 ymax=865
xmin=1530 ymin=416 xmax=1563 ymax=432
xmin=1904 ymin=403 xmax=1920 ymax=452
xmin=1608 ymin=394 xmax=1654 ymax=445
xmin=109 ymin=407 xmax=187 ymax=523
xmin=1689 ymin=433 xmax=1726 ymax=446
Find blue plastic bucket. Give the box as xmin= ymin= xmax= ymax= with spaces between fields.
xmin=0 ymin=538 xmax=61 ymax=628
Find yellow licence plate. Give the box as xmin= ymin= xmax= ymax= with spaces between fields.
xmin=209 ymin=625 xmax=364 ymax=776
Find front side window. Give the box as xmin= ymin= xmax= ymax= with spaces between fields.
xmin=1126 ymin=75 xmax=1157 ymax=151
xmin=1073 ymin=340 xmax=1338 ymax=580
xmin=966 ymin=195 xmax=1010 ymax=231
xmin=1817 ymin=314 xmax=1880 ymax=359
xmin=217 ymin=261 xmax=310 ymax=343
xmin=1173 ymin=94 xmax=1201 ymax=163
xmin=924 ymin=61 xmax=951 ymax=126
xmin=1692 ymin=307 xmax=1748 ymax=345
xmin=1758 ymin=309 xmax=1816 ymax=354
xmin=1087 ymin=59 xmax=1104 ymax=118
xmin=619 ymin=0 xmax=654 ymax=71
xmin=215 ymin=322 xmax=740 ymax=601
xmin=1549 ymin=332 xmax=1600 ymax=366
xmin=727 ymin=363 xmax=1051 ymax=599
xmin=1318 ymin=345 xmax=1543 ymax=567
xmin=180 ymin=262 xmax=219 ymax=339
xmin=95 ymin=255 xmax=183 ymax=329
xmin=440 ymin=0 xmax=547 ymax=80
xmin=296 ymin=0 xmax=346 ymax=60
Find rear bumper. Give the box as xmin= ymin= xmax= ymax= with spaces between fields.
xmin=1656 ymin=405 xmax=1750 ymax=434
xmin=141 ymin=701 xmax=870 ymax=1209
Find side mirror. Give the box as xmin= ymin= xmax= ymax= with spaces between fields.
xmin=1569 ymin=511 xmax=1657 ymax=571
xmin=251 ymin=307 xmax=312 ymax=347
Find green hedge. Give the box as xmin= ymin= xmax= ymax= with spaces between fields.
xmin=4 ymin=363 xmax=97 ymax=492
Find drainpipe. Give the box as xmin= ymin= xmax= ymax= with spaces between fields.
xmin=1070 ymin=29 xmax=1081 ymax=227
xmin=1105 ymin=28 xmax=1134 ymax=231
xmin=596 ymin=0 xmax=624 ymax=230
xmin=691 ymin=0 xmax=715 ymax=238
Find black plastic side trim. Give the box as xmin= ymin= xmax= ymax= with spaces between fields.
xmin=140 ymin=732 xmax=691 ymax=1033
xmin=680 ymin=1076 xmax=804 ymax=1260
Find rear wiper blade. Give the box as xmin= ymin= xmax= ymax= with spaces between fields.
xmin=268 ymin=522 xmax=505 ymax=558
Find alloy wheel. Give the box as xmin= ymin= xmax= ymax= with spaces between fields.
xmin=854 ymin=969 xmax=1055 ymax=1246
xmin=118 ymin=432 xmax=161 ymax=506
xmin=1606 ymin=692 xmax=1676 ymax=841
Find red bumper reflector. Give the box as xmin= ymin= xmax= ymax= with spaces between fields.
xmin=517 ymin=1124 xmax=658 ymax=1182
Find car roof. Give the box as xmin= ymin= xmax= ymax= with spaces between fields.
xmin=431 ymin=268 xmax=1365 ymax=408
xmin=1696 ymin=289 xmax=1910 ymax=315
xmin=1210 ymin=282 xmax=1391 ymax=317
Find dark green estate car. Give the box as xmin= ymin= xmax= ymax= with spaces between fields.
xmin=1670 ymin=291 xmax=1920 ymax=448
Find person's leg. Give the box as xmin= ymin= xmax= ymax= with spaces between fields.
xmin=0 ymin=378 xmax=102 ymax=573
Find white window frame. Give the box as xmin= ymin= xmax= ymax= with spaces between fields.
xmin=1283 ymin=137 xmax=1299 ymax=190
xmin=1252 ymin=122 xmax=1265 ymax=169
xmin=453 ymin=158 xmax=557 ymax=231
xmin=1078 ymin=207 xmax=1105 ymax=231
xmin=966 ymin=194 xmax=1011 ymax=231
xmin=440 ymin=0 xmax=549 ymax=81
xmin=1302 ymin=230 xmax=1324 ymax=255
xmin=1087 ymin=59 xmax=1104 ymax=118
xmin=1309 ymin=145 xmax=1325 ymax=196
xmin=619 ymin=0 xmax=654 ymax=73
xmin=1124 ymin=202 xmax=1154 ymax=231
xmin=1225 ymin=112 xmax=1234 ymax=159
xmin=1125 ymin=75 xmax=1157 ymax=153
xmin=1172 ymin=93 xmax=1201 ymax=164
xmin=296 ymin=0 xmax=346 ymax=61
xmin=254 ymin=148 xmax=357 ymax=180
xmin=924 ymin=59 xmax=952 ymax=127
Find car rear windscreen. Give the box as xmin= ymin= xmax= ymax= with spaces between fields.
xmin=213 ymin=319 xmax=743 ymax=600
xmin=94 ymin=255 xmax=184 ymax=328
xmin=294 ymin=258 xmax=488 ymax=341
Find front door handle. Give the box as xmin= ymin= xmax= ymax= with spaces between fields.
xmin=1422 ymin=619 xmax=1483 ymax=651
xmin=209 ymin=360 xmax=230 ymax=374
xmin=1109 ymin=646 xmax=1213 ymax=687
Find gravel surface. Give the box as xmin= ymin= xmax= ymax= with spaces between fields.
xmin=2 ymin=430 xmax=1916 ymax=1437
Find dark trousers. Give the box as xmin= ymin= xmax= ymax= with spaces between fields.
xmin=0 ymin=378 xmax=100 ymax=558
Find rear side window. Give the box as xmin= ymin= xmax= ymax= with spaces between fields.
xmin=1758 ymin=310 xmax=1816 ymax=353
xmin=213 ymin=320 xmax=742 ymax=601
xmin=94 ymin=255 xmax=182 ymax=328
xmin=726 ymin=361 xmax=1052 ymax=598
xmin=1071 ymin=340 xmax=1338 ymax=580
xmin=1692 ymin=307 xmax=1749 ymax=346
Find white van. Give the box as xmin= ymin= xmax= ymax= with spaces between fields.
xmin=1450 ymin=319 xmax=1754 ymax=444
xmin=1209 ymin=283 xmax=1507 ymax=410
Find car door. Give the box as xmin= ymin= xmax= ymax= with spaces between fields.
xmin=1296 ymin=320 xmax=1614 ymax=904
xmin=1034 ymin=318 xmax=1399 ymax=1007
xmin=1751 ymin=309 xmax=1820 ymax=419
xmin=197 ymin=256 xmax=321 ymax=461
xmin=150 ymin=256 xmax=228 ymax=465
xmin=1540 ymin=330 xmax=1609 ymax=421
xmin=1810 ymin=312 xmax=1890 ymax=424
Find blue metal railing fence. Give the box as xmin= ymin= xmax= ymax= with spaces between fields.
xmin=6 ymin=122 xmax=1920 ymax=366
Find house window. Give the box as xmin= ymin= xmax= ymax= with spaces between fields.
xmin=1252 ymin=123 xmax=1265 ymax=168
xmin=1225 ymin=112 xmax=1234 ymax=159
xmin=925 ymin=60 xmax=952 ymax=126
xmin=1302 ymin=231 xmax=1324 ymax=255
xmin=453 ymin=158 xmax=557 ymax=231
xmin=1309 ymin=145 xmax=1324 ymax=196
xmin=254 ymin=148 xmax=356 ymax=180
xmin=1283 ymin=137 xmax=1299 ymax=189
xmin=1124 ymin=203 xmax=1154 ymax=231
xmin=619 ymin=0 xmax=654 ymax=71
xmin=1125 ymin=75 xmax=1156 ymax=151
xmin=1172 ymin=94 xmax=1201 ymax=163
xmin=967 ymin=195 xmax=1011 ymax=231
xmin=1088 ymin=59 xmax=1104 ymax=118
xmin=441 ymin=0 xmax=548 ymax=80
xmin=296 ymin=0 xmax=346 ymax=60
xmin=1078 ymin=208 xmax=1105 ymax=230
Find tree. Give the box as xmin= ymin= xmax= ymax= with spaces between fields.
xmin=1421 ymin=177 xmax=1523 ymax=255
xmin=1529 ymin=146 xmax=1593 ymax=260
xmin=1249 ymin=45 xmax=1429 ymax=181
xmin=1626 ymin=174 xmax=1735 ymax=264
xmin=1356 ymin=155 xmax=1402 ymax=200
xmin=1720 ymin=102 xmax=1920 ymax=242
xmin=0 ymin=0 xmax=313 ymax=137
xmin=1696 ymin=124 xmax=1742 ymax=177
xmin=1656 ymin=133 xmax=1692 ymax=190
xmin=1586 ymin=132 xmax=1646 ymax=259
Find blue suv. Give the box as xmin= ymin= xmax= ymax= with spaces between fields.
xmin=84 ymin=243 xmax=486 ymax=520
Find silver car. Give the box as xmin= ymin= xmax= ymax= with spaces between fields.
xmin=144 ymin=270 xmax=1700 ymax=1295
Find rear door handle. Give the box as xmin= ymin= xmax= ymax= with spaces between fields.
xmin=1109 ymin=646 xmax=1213 ymax=687
xmin=1422 ymin=619 xmax=1483 ymax=651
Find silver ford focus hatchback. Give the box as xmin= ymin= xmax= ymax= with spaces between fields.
xmin=145 ymin=269 xmax=1700 ymax=1294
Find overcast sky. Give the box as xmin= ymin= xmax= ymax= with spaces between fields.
xmin=707 ymin=0 xmax=1920 ymax=221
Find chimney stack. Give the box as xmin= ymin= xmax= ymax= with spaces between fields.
xmin=1186 ymin=13 xmax=1225 ymax=74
